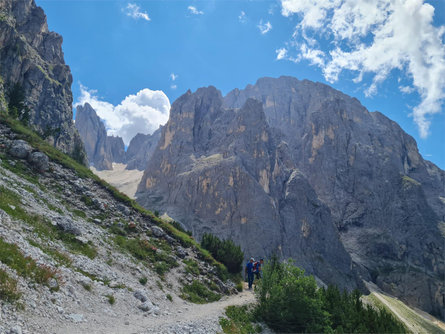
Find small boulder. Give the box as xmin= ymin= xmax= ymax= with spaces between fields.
xmin=55 ymin=216 xmax=82 ymax=236
xmin=9 ymin=140 xmax=32 ymax=159
xmin=27 ymin=151 xmax=49 ymax=173
xmin=151 ymin=226 xmax=165 ymax=237
xmin=138 ymin=300 xmax=154 ymax=312
xmin=176 ymin=246 xmax=187 ymax=259
xmin=133 ymin=290 xmax=148 ymax=302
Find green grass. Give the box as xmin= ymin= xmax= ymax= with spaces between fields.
xmin=0 ymin=185 xmax=97 ymax=259
xmin=0 ymin=157 xmax=39 ymax=185
xmin=184 ymin=259 xmax=200 ymax=276
xmin=0 ymin=268 xmax=22 ymax=303
xmin=367 ymin=293 xmax=444 ymax=334
xmin=27 ymin=239 xmax=72 ymax=267
xmin=71 ymin=209 xmax=87 ymax=219
xmin=166 ymin=293 xmax=173 ymax=302
xmin=106 ymin=294 xmax=115 ymax=305
xmin=181 ymin=280 xmax=221 ymax=304
xmin=0 ymin=237 xmax=57 ymax=285
xmin=113 ymin=235 xmax=178 ymax=276
xmin=219 ymin=305 xmax=262 ymax=334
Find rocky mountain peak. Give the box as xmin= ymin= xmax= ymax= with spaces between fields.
xmin=0 ymin=0 xmax=85 ymax=159
xmin=75 ymin=103 xmax=125 ymax=170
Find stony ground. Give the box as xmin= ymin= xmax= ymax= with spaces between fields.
xmin=0 ymin=123 xmax=240 ymax=334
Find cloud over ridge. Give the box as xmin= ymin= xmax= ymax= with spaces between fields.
xmin=76 ymin=85 xmax=170 ymax=145
xmin=280 ymin=0 xmax=445 ymax=138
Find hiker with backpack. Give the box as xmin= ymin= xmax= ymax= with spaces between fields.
xmin=245 ymin=257 xmax=255 ymax=290
xmin=254 ymin=258 xmax=264 ymax=279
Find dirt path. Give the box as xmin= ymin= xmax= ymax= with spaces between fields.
xmin=59 ymin=287 xmax=256 ymax=334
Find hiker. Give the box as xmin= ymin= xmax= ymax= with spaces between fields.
xmin=245 ymin=257 xmax=255 ymax=290
xmin=254 ymin=258 xmax=264 ymax=279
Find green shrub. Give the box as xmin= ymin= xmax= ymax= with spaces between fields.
xmin=139 ymin=277 xmax=148 ymax=285
xmin=255 ymin=256 xmax=406 ymax=333
xmin=181 ymin=280 xmax=221 ymax=304
xmin=0 ymin=269 xmax=21 ymax=302
xmin=219 ymin=305 xmax=262 ymax=334
xmin=106 ymin=294 xmax=115 ymax=305
xmin=201 ymin=233 xmax=243 ymax=274
xmin=235 ymin=281 xmax=243 ymax=292
xmin=166 ymin=293 xmax=173 ymax=302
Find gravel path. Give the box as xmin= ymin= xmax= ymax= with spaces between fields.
xmin=56 ymin=287 xmax=256 ymax=334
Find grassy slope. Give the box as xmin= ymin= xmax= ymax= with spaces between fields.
xmin=0 ymin=113 xmax=228 ymax=279
xmin=364 ymin=292 xmax=445 ymax=334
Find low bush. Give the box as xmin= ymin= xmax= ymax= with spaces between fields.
xmin=184 ymin=259 xmax=200 ymax=276
xmin=181 ymin=280 xmax=221 ymax=304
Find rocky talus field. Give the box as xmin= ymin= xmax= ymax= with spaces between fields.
xmin=0 ymin=120 xmax=241 ymax=334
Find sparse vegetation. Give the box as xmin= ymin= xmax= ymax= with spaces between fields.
xmin=166 ymin=293 xmax=173 ymax=302
xmin=139 ymin=277 xmax=148 ymax=285
xmin=184 ymin=258 xmax=200 ymax=276
xmin=219 ymin=305 xmax=261 ymax=334
xmin=113 ymin=235 xmax=178 ymax=276
xmin=181 ymin=280 xmax=221 ymax=304
xmin=106 ymin=294 xmax=115 ymax=305
xmin=0 ymin=185 xmax=97 ymax=259
xmin=0 ymin=268 xmax=22 ymax=303
xmin=0 ymin=237 xmax=57 ymax=285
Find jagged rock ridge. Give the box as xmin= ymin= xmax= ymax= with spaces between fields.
xmin=0 ymin=0 xmax=85 ymax=158
xmin=75 ymin=103 xmax=125 ymax=170
xmin=137 ymin=77 xmax=445 ymax=319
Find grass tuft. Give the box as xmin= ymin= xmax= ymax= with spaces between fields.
xmin=181 ymin=280 xmax=221 ymax=304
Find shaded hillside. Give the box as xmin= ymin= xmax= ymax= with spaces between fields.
xmin=137 ymin=77 xmax=445 ymax=319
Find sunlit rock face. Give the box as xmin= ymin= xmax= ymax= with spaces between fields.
xmin=0 ymin=0 xmax=84 ymax=157
xmin=75 ymin=103 xmax=125 ymax=170
xmin=137 ymin=77 xmax=444 ymax=318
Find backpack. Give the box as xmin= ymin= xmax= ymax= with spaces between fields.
xmin=253 ymin=261 xmax=259 ymax=272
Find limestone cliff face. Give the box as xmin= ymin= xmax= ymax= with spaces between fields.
xmin=75 ymin=103 xmax=125 ymax=170
xmin=0 ymin=0 xmax=84 ymax=158
xmin=137 ymin=87 xmax=359 ymax=291
xmin=224 ymin=76 xmax=445 ymax=318
xmin=137 ymin=77 xmax=445 ymax=319
xmin=126 ymin=128 xmax=162 ymax=171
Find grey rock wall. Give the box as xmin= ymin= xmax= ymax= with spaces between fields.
xmin=137 ymin=77 xmax=444 ymax=318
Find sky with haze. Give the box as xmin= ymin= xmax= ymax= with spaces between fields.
xmin=37 ymin=0 xmax=445 ymax=168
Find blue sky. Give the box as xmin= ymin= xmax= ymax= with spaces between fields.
xmin=37 ymin=0 xmax=445 ymax=169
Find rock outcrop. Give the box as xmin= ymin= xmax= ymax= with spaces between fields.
xmin=0 ymin=0 xmax=85 ymax=159
xmin=75 ymin=103 xmax=125 ymax=170
xmin=137 ymin=77 xmax=445 ymax=319
xmin=126 ymin=127 xmax=162 ymax=170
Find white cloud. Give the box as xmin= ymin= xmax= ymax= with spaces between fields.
xmin=76 ymin=84 xmax=170 ymax=145
xmin=276 ymin=48 xmax=288 ymax=60
xmin=399 ymin=85 xmax=415 ymax=94
xmin=170 ymin=73 xmax=178 ymax=81
xmin=188 ymin=6 xmax=204 ymax=15
xmin=124 ymin=3 xmax=150 ymax=21
xmin=258 ymin=20 xmax=272 ymax=34
xmin=239 ymin=11 xmax=247 ymax=23
xmin=280 ymin=0 xmax=445 ymax=138
xmin=170 ymin=84 xmax=177 ymax=90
